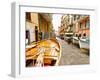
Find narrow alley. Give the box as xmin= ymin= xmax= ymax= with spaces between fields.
xmin=56 ymin=37 xmax=89 ymax=65
xmin=25 ymin=12 xmax=90 ymax=67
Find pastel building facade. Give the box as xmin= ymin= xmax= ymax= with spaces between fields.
xmin=25 ymin=12 xmax=54 ymax=45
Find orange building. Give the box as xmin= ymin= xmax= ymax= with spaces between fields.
xmin=78 ymin=16 xmax=90 ymax=38
xmin=73 ymin=15 xmax=90 ymax=38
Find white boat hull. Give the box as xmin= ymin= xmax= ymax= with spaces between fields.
xmin=79 ymin=40 xmax=89 ymax=50
xmin=72 ymin=37 xmax=79 ymax=45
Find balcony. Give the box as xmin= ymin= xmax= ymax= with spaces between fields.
xmin=40 ymin=13 xmax=52 ymax=22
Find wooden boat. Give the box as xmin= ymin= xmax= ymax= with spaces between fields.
xmin=26 ymin=38 xmax=61 ymax=67
xmin=79 ymin=38 xmax=89 ymax=50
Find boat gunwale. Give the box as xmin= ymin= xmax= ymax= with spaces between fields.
xmin=26 ymin=38 xmax=62 ymax=66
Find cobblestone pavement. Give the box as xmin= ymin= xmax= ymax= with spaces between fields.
xmin=56 ymin=37 xmax=89 ymax=65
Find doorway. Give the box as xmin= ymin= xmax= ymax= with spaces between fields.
xmin=26 ymin=30 xmax=30 ymax=44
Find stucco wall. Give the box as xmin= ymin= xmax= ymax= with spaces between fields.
xmin=26 ymin=22 xmax=36 ymax=42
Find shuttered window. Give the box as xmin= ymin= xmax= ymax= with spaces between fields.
xmin=26 ymin=12 xmax=31 ymax=21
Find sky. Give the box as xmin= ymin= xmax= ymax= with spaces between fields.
xmin=52 ymin=14 xmax=62 ymax=31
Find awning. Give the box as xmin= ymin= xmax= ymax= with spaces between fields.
xmin=65 ymin=33 xmax=73 ymax=35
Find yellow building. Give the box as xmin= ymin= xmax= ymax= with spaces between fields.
xmin=26 ymin=12 xmax=53 ymax=45
xmin=26 ymin=12 xmax=39 ymax=44
xmin=59 ymin=14 xmax=75 ymax=40
xmin=58 ymin=15 xmax=66 ymax=39
xmin=38 ymin=13 xmax=54 ymax=40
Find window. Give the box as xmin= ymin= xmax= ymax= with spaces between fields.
xmin=83 ymin=33 xmax=86 ymax=37
xmin=80 ymin=23 xmax=82 ymax=29
xmin=79 ymin=34 xmax=81 ymax=37
xmin=86 ymin=20 xmax=90 ymax=28
xmin=76 ymin=34 xmax=78 ymax=37
xmin=26 ymin=12 xmax=31 ymax=21
xmin=77 ymin=15 xmax=80 ymax=20
xmin=74 ymin=15 xmax=76 ymax=21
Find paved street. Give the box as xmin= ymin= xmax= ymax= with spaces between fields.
xmin=56 ymin=37 xmax=89 ymax=65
